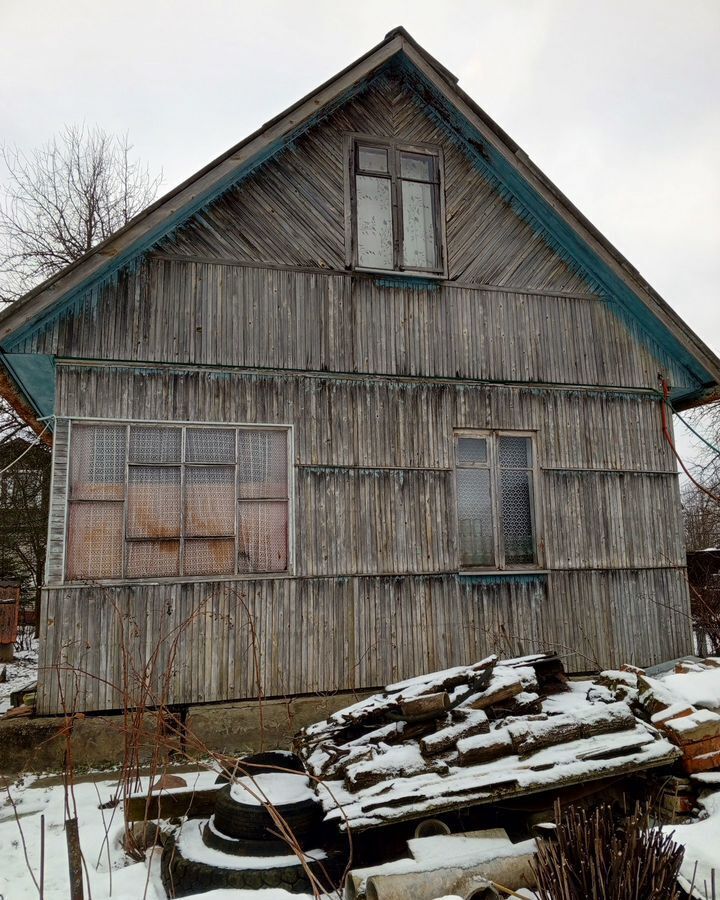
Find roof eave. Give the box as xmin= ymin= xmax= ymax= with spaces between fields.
xmin=394 ymin=40 xmax=720 ymax=392
xmin=0 ymin=31 xmax=412 ymax=342
xmin=0 ymin=28 xmax=717 ymax=399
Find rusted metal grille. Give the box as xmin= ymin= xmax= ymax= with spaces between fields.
xmin=66 ymin=423 xmax=290 ymax=580
xmin=185 ymin=466 xmax=235 ymax=536
xmin=238 ymin=500 xmax=288 ymax=573
xmin=70 ymin=423 xmax=126 ymax=500
xmin=67 ymin=502 xmax=124 ymax=579
xmin=185 ymin=538 xmax=235 ymax=575
xmin=127 ymin=540 xmax=180 ymax=578
xmin=127 ymin=466 xmax=181 ymax=538
xmin=186 ymin=428 xmax=235 ymax=464
xmin=129 ymin=427 xmax=181 ymax=464
xmin=238 ymin=430 xmax=288 ymax=499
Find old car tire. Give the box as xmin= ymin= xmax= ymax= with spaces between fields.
xmin=161 ymin=834 xmax=319 ymax=897
xmin=202 ymin=818 xmax=291 ymax=857
xmin=213 ymin=781 xmax=323 ymax=844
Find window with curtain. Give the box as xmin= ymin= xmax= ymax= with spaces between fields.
xmin=351 ymin=138 xmax=444 ymax=274
xmin=66 ymin=422 xmax=290 ymax=581
xmin=455 ymin=432 xmax=538 ymax=569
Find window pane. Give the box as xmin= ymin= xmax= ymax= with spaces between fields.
xmin=127 ymin=466 xmax=181 ymax=538
xmin=129 ymin=427 xmax=181 ymax=464
xmin=501 ymin=470 xmax=535 ymax=564
xmin=238 ymin=430 xmax=288 ymax=499
xmin=186 ymin=428 xmax=236 ymax=464
xmin=400 ymin=152 xmax=434 ymax=181
xmin=457 ymin=437 xmax=488 ymax=466
xmin=401 ymin=180 xmax=437 ymax=270
xmin=67 ymin=502 xmax=123 ymax=579
xmin=185 ymin=466 xmax=235 ymax=536
xmin=238 ymin=501 xmax=288 ymax=573
xmin=185 ymin=539 xmax=235 ymax=576
xmin=456 ymin=468 xmax=494 ymax=566
xmin=356 ymin=175 xmax=393 ymax=269
xmin=358 ymin=146 xmax=388 ymax=173
xmin=127 ymin=540 xmax=179 ymax=577
xmin=498 ymin=436 xmax=531 ymax=468
xmin=71 ymin=424 xmax=126 ymax=501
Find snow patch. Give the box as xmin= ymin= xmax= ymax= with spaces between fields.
xmin=229 ymin=772 xmax=315 ymax=807
xmin=176 ymin=818 xmax=325 ymax=870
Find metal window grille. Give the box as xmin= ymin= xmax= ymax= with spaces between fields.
xmin=66 ymin=422 xmax=290 ymax=581
xmin=455 ymin=432 xmax=537 ymax=570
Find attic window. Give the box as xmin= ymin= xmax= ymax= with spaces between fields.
xmin=349 ymin=138 xmax=445 ymax=275
xmin=65 ymin=422 xmax=291 ymax=581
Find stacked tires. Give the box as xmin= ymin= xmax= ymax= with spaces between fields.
xmin=161 ymin=752 xmax=329 ymax=897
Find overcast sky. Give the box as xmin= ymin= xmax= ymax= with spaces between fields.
xmin=1 ymin=0 xmax=718 ymax=459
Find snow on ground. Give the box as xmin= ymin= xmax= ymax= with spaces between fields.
xmin=0 ymin=774 xmax=159 ymax=900
xmin=0 ymin=773 xmax=328 ymax=900
xmin=0 ymin=769 xmax=717 ymax=900
xmin=673 ymin=790 xmax=720 ymax=896
xmin=0 ymin=635 xmax=38 ymax=715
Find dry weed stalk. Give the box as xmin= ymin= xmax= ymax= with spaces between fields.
xmin=49 ymin=587 xmax=348 ymax=898
xmin=534 ymin=799 xmax=684 ymax=900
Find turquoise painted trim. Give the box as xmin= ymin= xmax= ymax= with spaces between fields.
xmin=398 ymin=61 xmax=710 ymax=397
xmin=0 ymin=83 xmax=373 ymax=355
xmin=373 ymin=276 xmax=441 ymax=291
xmin=2 ymin=353 xmax=55 ymax=419
xmin=1 ymin=58 xmax=713 ymax=405
xmin=456 ymin=573 xmax=547 ymax=587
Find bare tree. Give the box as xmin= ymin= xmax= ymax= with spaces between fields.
xmin=0 ymin=407 xmax=51 ymax=633
xmin=0 ymin=124 xmax=161 ymax=303
xmin=0 ymin=125 xmax=160 ymax=628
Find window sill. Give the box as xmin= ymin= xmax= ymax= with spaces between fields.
xmin=458 ymin=569 xmax=548 ymax=577
xmin=46 ymin=572 xmax=293 ymax=589
xmin=351 ymin=266 xmax=448 ymax=282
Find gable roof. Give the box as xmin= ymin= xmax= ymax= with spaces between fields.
xmin=1 ymin=26 xmax=719 ymax=419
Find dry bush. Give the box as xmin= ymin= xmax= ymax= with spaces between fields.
xmin=533 ymin=799 xmax=684 ymax=900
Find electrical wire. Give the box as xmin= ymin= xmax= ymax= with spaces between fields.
xmin=0 ymin=420 xmax=52 ymax=477
xmin=663 ymin=394 xmax=720 ymax=458
xmin=659 ymin=378 xmax=720 ymax=504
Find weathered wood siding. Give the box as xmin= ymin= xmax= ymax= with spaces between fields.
xmin=16 ymin=260 xmax=695 ymax=393
xmin=36 ymin=364 xmax=691 ymax=713
xmin=32 ymin=63 xmax=694 ymax=713
xmin=39 ymin=569 xmax=691 ymax=714
xmin=156 ymin=68 xmax=591 ymax=292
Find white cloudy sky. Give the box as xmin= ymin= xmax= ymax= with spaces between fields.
xmin=1 ymin=0 xmax=719 ymax=458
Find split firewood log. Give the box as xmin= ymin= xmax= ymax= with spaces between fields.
xmin=456 ymin=728 xmax=513 ymax=766
xmin=420 ymin=710 xmax=490 ymax=756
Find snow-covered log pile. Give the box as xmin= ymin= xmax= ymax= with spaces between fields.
xmin=295 ymin=654 xmax=681 ymax=831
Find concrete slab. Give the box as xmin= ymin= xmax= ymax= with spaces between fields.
xmin=0 ymin=690 xmax=371 ymax=776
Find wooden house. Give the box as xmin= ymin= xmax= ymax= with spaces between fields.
xmin=1 ymin=29 xmax=719 ymax=715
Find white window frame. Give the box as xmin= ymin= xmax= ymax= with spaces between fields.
xmin=454 ymin=429 xmax=542 ymax=572
xmin=62 ymin=417 xmax=295 ymax=585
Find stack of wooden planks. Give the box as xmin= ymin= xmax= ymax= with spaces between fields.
xmin=635 ymin=659 xmax=720 ymax=775
xmin=294 ymin=654 xmax=681 ymax=832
